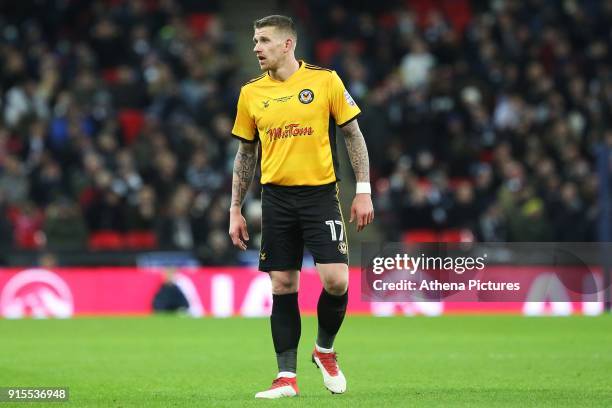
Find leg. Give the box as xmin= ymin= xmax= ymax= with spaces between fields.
xmin=311 ymin=263 xmax=348 ymax=394
xmin=259 ymin=185 xmax=304 ymax=376
xmin=269 ymin=270 xmax=301 ymax=376
xmin=297 ymin=183 xmax=349 ymax=394
xmin=254 ymin=185 xmax=304 ymax=399
xmin=297 ymin=183 xmax=349 ymax=350
xmin=315 ymin=263 xmax=349 ymax=349
xmin=254 ymin=271 xmax=302 ymax=399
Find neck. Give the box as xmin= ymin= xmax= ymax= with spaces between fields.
xmin=269 ymin=58 xmax=300 ymax=81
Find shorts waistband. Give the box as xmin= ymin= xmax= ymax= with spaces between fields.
xmin=262 ymin=182 xmax=336 ymax=192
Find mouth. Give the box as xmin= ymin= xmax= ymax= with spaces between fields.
xmin=257 ymin=55 xmax=266 ymax=63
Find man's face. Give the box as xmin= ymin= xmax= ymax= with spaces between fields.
xmin=253 ymin=26 xmax=289 ymax=71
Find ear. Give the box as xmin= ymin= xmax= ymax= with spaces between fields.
xmin=284 ymin=37 xmax=294 ymax=52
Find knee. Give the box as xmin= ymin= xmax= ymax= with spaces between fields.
xmin=322 ymin=277 xmax=348 ymax=296
xmin=271 ymin=275 xmax=299 ymax=295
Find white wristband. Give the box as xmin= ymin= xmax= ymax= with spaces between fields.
xmin=356 ymin=182 xmax=371 ymax=194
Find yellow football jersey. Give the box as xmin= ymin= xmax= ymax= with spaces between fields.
xmin=231 ymin=61 xmax=361 ymax=186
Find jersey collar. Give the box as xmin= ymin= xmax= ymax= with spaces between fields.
xmin=266 ymin=60 xmax=305 ymax=84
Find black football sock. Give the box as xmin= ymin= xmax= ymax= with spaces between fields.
xmin=271 ymin=292 xmax=301 ymax=373
xmin=276 ymin=349 xmax=298 ymax=375
xmin=316 ymin=288 xmax=348 ymax=349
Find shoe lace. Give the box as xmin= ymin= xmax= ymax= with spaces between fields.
xmin=318 ymin=352 xmax=339 ymax=376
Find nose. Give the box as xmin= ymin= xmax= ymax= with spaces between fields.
xmin=253 ymin=43 xmax=260 ymax=53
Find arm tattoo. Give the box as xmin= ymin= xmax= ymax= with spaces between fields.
xmin=231 ymin=141 xmax=259 ymax=209
xmin=341 ymin=120 xmax=370 ymax=183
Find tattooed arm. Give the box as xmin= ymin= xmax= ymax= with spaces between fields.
xmin=231 ymin=141 xmax=259 ymax=209
xmin=341 ymin=119 xmax=374 ymax=231
xmin=229 ymin=140 xmax=259 ymax=250
xmin=341 ymin=119 xmax=370 ymax=183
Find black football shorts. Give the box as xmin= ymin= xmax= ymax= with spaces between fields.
xmin=259 ymin=182 xmax=349 ymax=272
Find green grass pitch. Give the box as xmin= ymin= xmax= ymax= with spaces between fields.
xmin=1 ymin=315 xmax=611 ymax=407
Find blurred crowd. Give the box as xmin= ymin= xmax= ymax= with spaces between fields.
xmin=0 ymin=0 xmax=610 ymax=263
xmin=295 ymin=0 xmax=611 ymax=241
xmin=0 ymin=0 xmax=244 ymax=262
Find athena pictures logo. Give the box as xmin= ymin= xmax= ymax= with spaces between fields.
xmin=298 ymin=89 xmax=314 ymax=104
xmin=0 ymin=269 xmax=74 ymax=318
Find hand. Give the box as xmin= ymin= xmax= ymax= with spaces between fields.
xmin=229 ymin=207 xmax=249 ymax=250
xmin=349 ymin=193 xmax=374 ymax=232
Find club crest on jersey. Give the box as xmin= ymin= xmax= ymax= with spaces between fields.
xmin=338 ymin=242 xmax=348 ymax=255
xmin=298 ymin=89 xmax=314 ymax=104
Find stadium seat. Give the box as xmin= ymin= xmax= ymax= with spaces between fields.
xmin=89 ymin=231 xmax=124 ymax=250
xmin=402 ymin=229 xmax=438 ymax=243
xmin=440 ymin=229 xmax=475 ymax=243
xmin=118 ymin=109 xmax=145 ymax=145
xmin=187 ymin=13 xmax=212 ymax=37
xmin=440 ymin=0 xmax=472 ymax=33
xmin=315 ymin=39 xmax=342 ymax=66
xmin=124 ymin=231 xmax=158 ymax=249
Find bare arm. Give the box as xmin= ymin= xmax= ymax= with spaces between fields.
xmin=229 ymin=140 xmax=258 ymax=249
xmin=341 ymin=119 xmax=370 ymax=183
xmin=230 ymin=141 xmax=259 ymax=209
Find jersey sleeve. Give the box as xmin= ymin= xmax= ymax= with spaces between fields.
xmin=231 ymin=87 xmax=257 ymax=143
xmin=329 ymin=70 xmax=361 ymax=127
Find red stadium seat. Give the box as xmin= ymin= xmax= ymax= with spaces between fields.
xmin=315 ymin=39 xmax=342 ymax=65
xmin=402 ymin=229 xmax=438 ymax=243
xmin=118 ymin=109 xmax=145 ymax=145
xmin=441 ymin=0 xmax=472 ymax=34
xmin=402 ymin=229 xmax=475 ymax=243
xmin=440 ymin=229 xmax=475 ymax=243
xmin=124 ymin=231 xmax=158 ymax=249
xmin=89 ymin=231 xmax=124 ymax=250
xmin=187 ymin=13 xmax=212 ymax=37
